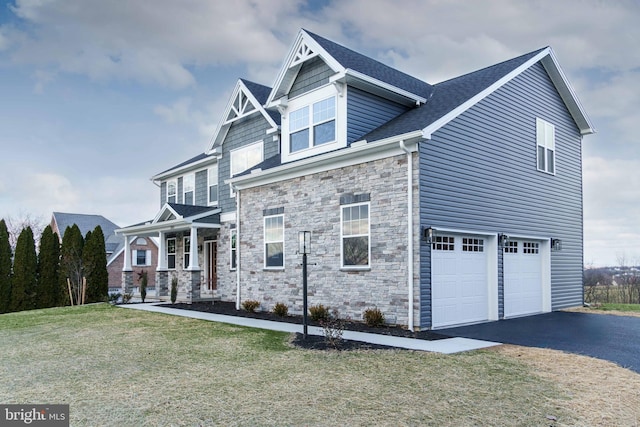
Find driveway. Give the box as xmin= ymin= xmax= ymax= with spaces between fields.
xmin=440 ymin=311 xmax=640 ymax=374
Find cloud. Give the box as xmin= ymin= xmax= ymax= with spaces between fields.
xmin=3 ymin=0 xmax=303 ymax=88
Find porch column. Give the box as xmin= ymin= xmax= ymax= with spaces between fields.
xmin=187 ymin=226 xmax=200 ymax=270
xmin=157 ymin=231 xmax=167 ymax=270
xmin=122 ymin=236 xmax=133 ymax=296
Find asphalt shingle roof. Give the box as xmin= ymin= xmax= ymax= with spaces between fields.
xmin=361 ymin=47 xmax=547 ymax=142
xmin=52 ymin=212 xmax=121 ymax=253
xmin=156 ymin=152 xmax=213 ymax=177
xmin=167 ymin=203 xmax=217 ymax=218
xmin=305 ymin=30 xmax=434 ymax=99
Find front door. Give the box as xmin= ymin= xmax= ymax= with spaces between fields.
xmin=204 ymin=240 xmax=217 ymax=292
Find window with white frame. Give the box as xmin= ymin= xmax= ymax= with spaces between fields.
xmin=183 ymin=174 xmax=195 ymax=205
xmin=183 ymin=237 xmax=191 ymax=268
xmin=230 ymin=229 xmax=237 ymax=270
xmin=264 ymin=215 xmax=284 ymax=268
xmin=230 ymin=141 xmax=263 ymax=177
xmin=167 ymin=180 xmax=177 ymax=204
xmin=289 ymin=96 xmax=336 ymax=152
xmin=133 ymin=249 xmax=151 ymax=266
xmin=208 ymin=165 xmax=218 ymax=205
xmin=341 ymin=203 xmax=370 ymax=267
xmin=536 ymin=118 xmax=555 ymax=174
xmin=167 ymin=238 xmax=176 ymax=269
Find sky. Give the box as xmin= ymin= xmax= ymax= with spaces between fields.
xmin=0 ymin=0 xmax=638 ymax=267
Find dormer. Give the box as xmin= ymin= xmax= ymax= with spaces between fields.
xmin=266 ymin=29 xmax=434 ymax=164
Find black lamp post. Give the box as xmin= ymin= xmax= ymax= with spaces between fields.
xmin=299 ymin=231 xmax=311 ymax=339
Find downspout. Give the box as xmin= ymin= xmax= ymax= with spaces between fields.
xmin=235 ymin=185 xmax=241 ymax=310
xmin=399 ymin=140 xmax=414 ymax=330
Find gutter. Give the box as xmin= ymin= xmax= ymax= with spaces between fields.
xmin=399 ymin=140 xmax=415 ymax=331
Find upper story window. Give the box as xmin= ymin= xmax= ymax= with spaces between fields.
xmin=208 ymin=165 xmax=218 ymax=206
xmin=231 ymin=141 xmax=263 ymax=177
xmin=536 ymin=118 xmax=555 ymax=174
xmin=183 ymin=174 xmax=195 ymax=205
xmin=167 ymin=180 xmax=177 ymax=204
xmin=281 ymin=85 xmax=346 ymax=163
xmin=290 ymin=96 xmax=336 ymax=152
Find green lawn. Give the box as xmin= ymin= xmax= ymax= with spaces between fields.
xmin=0 ymin=303 xmax=617 ymax=426
xmin=596 ymin=303 xmax=640 ymax=312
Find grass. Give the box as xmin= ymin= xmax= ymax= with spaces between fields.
xmin=596 ymin=303 xmax=640 ymax=312
xmin=1 ymin=304 xmax=639 ymax=426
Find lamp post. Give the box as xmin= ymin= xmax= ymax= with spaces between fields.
xmin=299 ymin=231 xmax=311 ymax=339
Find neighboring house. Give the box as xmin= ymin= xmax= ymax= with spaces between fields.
xmin=117 ymin=29 xmax=594 ymax=329
xmin=51 ymin=212 xmax=158 ymax=292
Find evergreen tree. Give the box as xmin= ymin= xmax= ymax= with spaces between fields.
xmin=37 ymin=225 xmax=60 ymax=308
xmin=60 ymin=225 xmax=84 ymax=305
xmin=83 ymin=226 xmax=108 ymax=303
xmin=0 ymin=219 xmax=12 ymax=313
xmin=10 ymin=227 xmax=37 ymax=311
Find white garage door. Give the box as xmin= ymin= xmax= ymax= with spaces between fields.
xmin=432 ymin=235 xmax=488 ymax=328
xmin=503 ymin=240 xmax=543 ymax=318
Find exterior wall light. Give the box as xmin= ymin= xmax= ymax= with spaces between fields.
xmin=499 ymin=233 xmax=510 ymax=246
xmin=551 ymin=238 xmax=563 ymax=251
xmin=423 ymin=226 xmax=434 ymax=243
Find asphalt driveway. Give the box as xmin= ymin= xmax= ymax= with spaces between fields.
xmin=441 ymin=311 xmax=640 ymax=373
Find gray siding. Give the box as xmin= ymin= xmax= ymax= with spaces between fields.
xmin=177 ymin=177 xmax=183 ymax=204
xmin=195 ymin=169 xmax=208 ymax=206
xmin=419 ymin=62 xmax=583 ymax=327
xmin=160 ymin=181 xmax=167 ymax=207
xmin=219 ymin=114 xmax=277 ymax=213
xmin=288 ymin=57 xmax=333 ymax=99
xmin=347 ymin=87 xmax=408 ymax=144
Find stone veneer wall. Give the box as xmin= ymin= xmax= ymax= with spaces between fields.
xmin=237 ymin=152 xmax=421 ymax=328
xmin=215 ymin=222 xmax=239 ymax=303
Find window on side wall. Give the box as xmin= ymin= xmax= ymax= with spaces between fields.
xmin=183 ymin=237 xmax=191 ymax=268
xmin=183 ymin=174 xmax=195 ymax=205
xmin=230 ymin=229 xmax=237 ymax=270
xmin=341 ymin=202 xmax=370 ymax=268
xmin=167 ymin=180 xmax=177 ymax=204
xmin=536 ymin=118 xmax=555 ymax=174
xmin=167 ymin=238 xmax=176 ymax=269
xmin=264 ymin=215 xmax=284 ymax=268
xmin=208 ymin=165 xmax=218 ymax=205
xmin=133 ymin=249 xmax=150 ymax=266
xmin=230 ymin=141 xmax=263 ymax=176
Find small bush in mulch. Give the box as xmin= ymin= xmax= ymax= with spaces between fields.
xmin=160 ymin=301 xmax=451 ymax=347
xmin=272 ymin=302 xmax=288 ymax=317
xmin=363 ymin=307 xmax=385 ymax=327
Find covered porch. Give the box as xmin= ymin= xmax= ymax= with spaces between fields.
xmin=116 ymin=203 xmax=221 ymax=303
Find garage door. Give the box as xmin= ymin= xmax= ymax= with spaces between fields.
xmin=503 ymin=240 xmax=543 ymax=317
xmin=432 ymin=235 xmax=488 ymax=328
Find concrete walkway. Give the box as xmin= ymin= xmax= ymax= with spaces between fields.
xmin=120 ymin=303 xmax=500 ymax=354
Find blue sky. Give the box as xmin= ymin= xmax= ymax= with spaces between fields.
xmin=0 ymin=0 xmax=638 ymax=267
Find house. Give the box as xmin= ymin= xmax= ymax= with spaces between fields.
xmin=51 ymin=212 xmax=158 ymax=292
xmin=116 ymin=29 xmax=594 ymax=329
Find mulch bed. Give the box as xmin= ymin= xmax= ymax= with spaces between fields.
xmin=158 ymin=301 xmax=450 ymax=351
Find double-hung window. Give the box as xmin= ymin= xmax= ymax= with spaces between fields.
xmin=231 ymin=141 xmax=263 ymax=176
xmin=167 ymin=180 xmax=177 ymax=204
xmin=264 ymin=215 xmax=284 ymax=268
xmin=289 ymin=96 xmax=336 ymax=152
xmin=536 ymin=118 xmax=555 ymax=174
xmin=133 ymin=250 xmax=150 ymax=266
xmin=183 ymin=237 xmax=191 ymax=268
xmin=183 ymin=174 xmax=195 ymax=205
xmin=208 ymin=165 xmax=218 ymax=205
xmin=167 ymin=238 xmax=176 ymax=269
xmin=341 ymin=203 xmax=370 ymax=268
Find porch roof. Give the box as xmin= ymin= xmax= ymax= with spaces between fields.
xmin=116 ymin=204 xmax=221 ymax=236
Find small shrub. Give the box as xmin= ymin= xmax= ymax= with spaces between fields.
xmin=242 ymin=300 xmax=260 ymax=313
xmin=170 ymin=277 xmax=178 ymax=304
xmin=309 ymin=304 xmax=329 ymax=321
xmin=272 ymin=302 xmax=288 ymax=317
xmin=122 ymin=293 xmax=133 ymax=304
xmin=320 ymin=309 xmax=346 ymax=350
xmin=363 ymin=307 xmax=385 ymax=327
xmin=138 ymin=270 xmax=148 ymax=303
xmin=108 ymin=292 xmax=121 ymax=304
